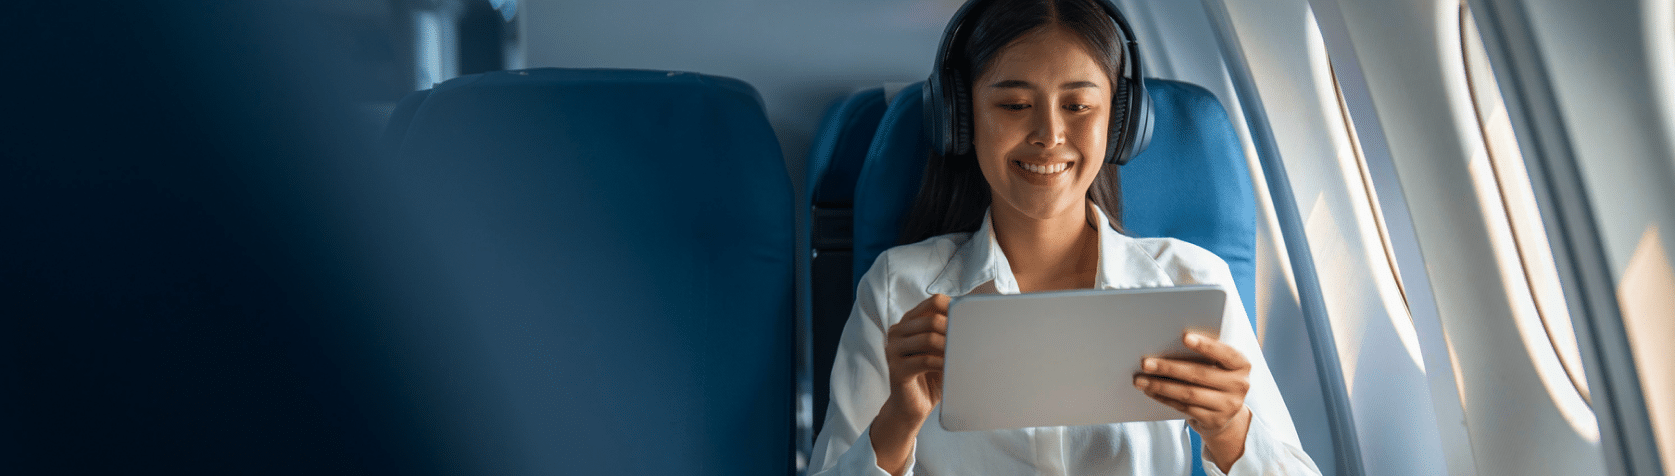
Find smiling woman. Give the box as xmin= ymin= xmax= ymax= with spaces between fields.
xmin=807 ymin=0 xmax=1322 ymax=475
xmin=973 ymin=24 xmax=1114 ymax=293
xmin=896 ymin=0 xmax=1139 ymax=246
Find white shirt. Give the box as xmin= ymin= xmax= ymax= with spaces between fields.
xmin=809 ymin=204 xmax=1322 ymax=476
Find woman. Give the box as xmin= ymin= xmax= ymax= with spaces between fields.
xmin=808 ymin=0 xmax=1322 ymax=475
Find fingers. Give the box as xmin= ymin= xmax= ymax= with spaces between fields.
xmin=1140 ymin=356 xmax=1250 ymax=395
xmin=890 ymin=310 xmax=948 ymax=337
xmin=1148 ymin=392 xmax=1235 ymax=431
xmin=890 ymin=331 xmax=946 ymax=358
xmin=1183 ymin=332 xmax=1250 ymax=371
xmin=886 ymin=294 xmax=952 ymax=382
xmin=905 ymin=354 xmax=944 ymax=372
xmin=890 ymin=294 xmax=950 ymax=336
xmin=902 ymin=294 xmax=952 ymax=319
xmin=1133 ymin=335 xmax=1252 ymax=434
xmin=1133 ymin=374 xmax=1242 ymax=415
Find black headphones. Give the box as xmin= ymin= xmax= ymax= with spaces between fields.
xmin=925 ymin=0 xmax=1153 ymax=165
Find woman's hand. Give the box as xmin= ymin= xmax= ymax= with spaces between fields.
xmin=870 ymin=294 xmax=950 ymax=476
xmin=1133 ymin=332 xmax=1253 ymax=473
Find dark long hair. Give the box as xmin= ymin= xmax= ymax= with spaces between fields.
xmin=899 ymin=0 xmax=1127 ymax=245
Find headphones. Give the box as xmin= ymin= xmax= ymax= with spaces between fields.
xmin=925 ymin=0 xmax=1153 ymax=165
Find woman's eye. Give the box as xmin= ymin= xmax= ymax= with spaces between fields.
xmin=1065 ymin=104 xmax=1092 ymax=112
xmin=999 ymin=103 xmax=1030 ymax=111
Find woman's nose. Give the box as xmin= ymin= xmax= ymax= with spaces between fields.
xmin=1028 ymin=107 xmax=1067 ymax=149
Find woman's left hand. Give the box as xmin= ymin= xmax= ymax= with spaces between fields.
xmin=1133 ymin=332 xmax=1252 ymax=470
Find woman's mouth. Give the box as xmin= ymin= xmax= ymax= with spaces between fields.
xmin=1015 ymin=160 xmax=1071 ymax=175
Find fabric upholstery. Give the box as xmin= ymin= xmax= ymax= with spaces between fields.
xmin=851 ymin=82 xmax=932 ymax=290
xmin=389 ymin=68 xmax=795 ymax=475
xmin=805 ymin=87 xmax=891 ymax=438
xmin=808 ymin=88 xmax=889 ymax=206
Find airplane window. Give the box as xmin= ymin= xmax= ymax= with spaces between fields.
xmin=1305 ymin=5 xmax=1427 ymax=372
xmin=1326 ymin=63 xmax=1408 ymax=307
xmin=1458 ymin=4 xmax=1591 ymax=403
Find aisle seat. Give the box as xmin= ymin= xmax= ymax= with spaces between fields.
xmin=387 ymin=68 xmax=795 ymax=475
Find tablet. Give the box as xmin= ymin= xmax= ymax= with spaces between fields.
xmin=938 ymin=285 xmax=1226 ymax=432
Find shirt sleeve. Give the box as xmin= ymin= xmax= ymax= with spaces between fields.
xmin=808 ymin=252 xmax=919 ymax=476
xmin=1160 ymin=239 xmax=1324 ymax=476
xmin=1203 ymin=408 xmax=1323 ymax=476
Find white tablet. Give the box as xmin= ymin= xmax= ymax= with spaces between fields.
xmin=938 ymin=285 xmax=1227 ymax=432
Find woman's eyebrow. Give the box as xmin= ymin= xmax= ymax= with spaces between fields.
xmin=988 ymin=79 xmax=1035 ymax=89
xmin=986 ymin=79 xmax=1102 ymax=90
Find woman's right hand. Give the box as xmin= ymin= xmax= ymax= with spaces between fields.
xmin=870 ymin=294 xmax=950 ymax=475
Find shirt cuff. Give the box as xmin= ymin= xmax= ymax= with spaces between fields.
xmin=1202 ymin=407 xmax=1309 ymax=476
xmin=834 ymin=426 xmax=917 ymax=476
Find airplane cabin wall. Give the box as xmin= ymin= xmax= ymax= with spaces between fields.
xmin=1113 ymin=0 xmax=1343 ymax=473
xmin=1208 ymin=0 xmax=1458 ymax=474
xmin=1511 ymin=0 xmax=1675 ymax=470
xmin=1315 ymin=0 xmax=1672 ymax=473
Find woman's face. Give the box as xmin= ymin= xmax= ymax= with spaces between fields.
xmin=971 ymin=24 xmax=1112 ymax=222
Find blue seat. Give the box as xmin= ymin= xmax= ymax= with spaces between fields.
xmin=804 ymin=87 xmax=890 ymax=437
xmin=850 ymin=79 xmax=1256 ymax=322
xmin=807 ymin=88 xmax=889 ymax=209
xmin=387 ymin=68 xmax=795 ymax=475
xmin=379 ymin=88 xmax=431 ymax=160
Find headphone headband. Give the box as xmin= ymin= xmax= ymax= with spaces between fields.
xmin=925 ymin=0 xmax=1153 ymax=165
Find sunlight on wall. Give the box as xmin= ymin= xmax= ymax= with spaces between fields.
xmin=1304 ymin=6 xmax=1425 ymax=375
xmin=1305 ymin=194 xmax=1364 ymax=395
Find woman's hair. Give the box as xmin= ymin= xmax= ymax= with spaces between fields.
xmin=898 ymin=0 xmax=1127 ymax=245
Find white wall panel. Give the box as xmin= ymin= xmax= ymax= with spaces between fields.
xmin=1325 ymin=0 xmax=1610 ymax=473
xmin=1515 ymin=0 xmax=1675 ymax=471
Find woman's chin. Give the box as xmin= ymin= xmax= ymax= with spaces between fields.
xmin=995 ymin=194 xmax=1087 ymax=223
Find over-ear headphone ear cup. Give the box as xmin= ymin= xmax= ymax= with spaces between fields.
xmin=951 ymin=73 xmax=973 ymax=156
xmin=1107 ymin=78 xmax=1131 ymax=163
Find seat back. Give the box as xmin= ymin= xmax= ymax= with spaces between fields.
xmin=388 ymin=68 xmax=794 ymax=475
xmin=808 ymin=88 xmax=889 ymax=208
xmin=1118 ymin=79 xmax=1257 ymax=319
xmin=851 ymin=78 xmax=1257 ymax=323
xmin=851 ymin=82 xmax=933 ymax=291
xmin=804 ymin=87 xmax=890 ymax=437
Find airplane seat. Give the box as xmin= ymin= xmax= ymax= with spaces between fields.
xmin=387 ymin=68 xmax=794 ymax=475
xmin=846 ymin=79 xmax=1255 ymax=476
xmin=807 ymin=88 xmax=888 ymax=208
xmin=850 ymin=78 xmax=1257 ymax=322
xmin=379 ymin=88 xmax=431 ymax=159
xmin=805 ymin=87 xmax=889 ymax=436
xmin=850 ymin=82 xmax=933 ymax=292
xmin=1113 ymin=79 xmax=1258 ymax=321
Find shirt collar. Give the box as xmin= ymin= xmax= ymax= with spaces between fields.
xmin=925 ymin=202 xmax=1169 ymax=297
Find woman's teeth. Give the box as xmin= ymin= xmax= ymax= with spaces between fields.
xmin=1018 ymin=161 xmax=1069 ymax=175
